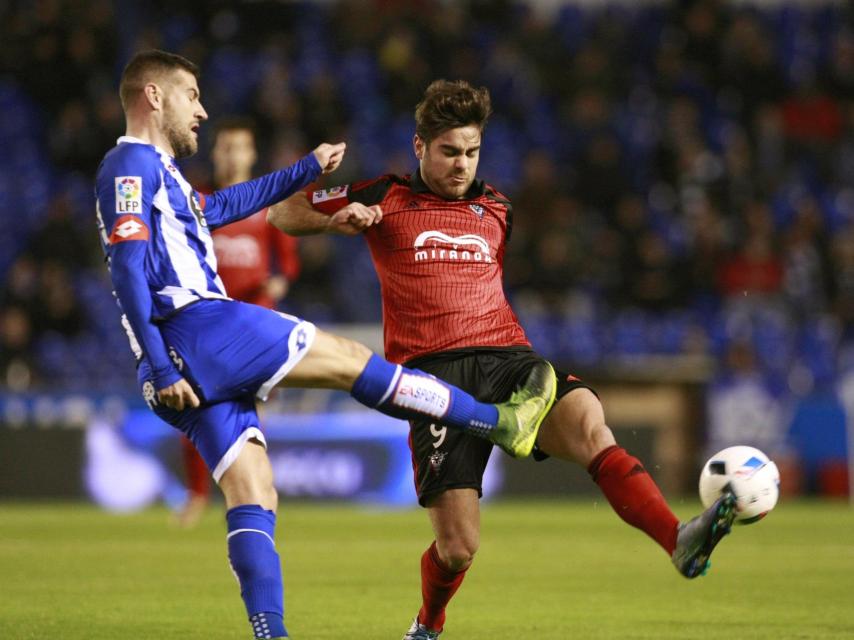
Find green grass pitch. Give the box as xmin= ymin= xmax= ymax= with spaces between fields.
xmin=1 ymin=499 xmax=852 ymax=639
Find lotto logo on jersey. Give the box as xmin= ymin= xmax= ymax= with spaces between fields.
xmin=312 ymin=185 xmax=348 ymax=204
xmin=115 ymin=176 xmax=142 ymax=214
xmin=109 ymin=215 xmax=150 ymax=243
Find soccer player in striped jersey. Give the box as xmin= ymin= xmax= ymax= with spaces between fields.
xmin=176 ymin=117 xmax=303 ymax=528
xmin=95 ymin=52 xmax=556 ymax=640
xmin=268 ymin=79 xmax=737 ymax=639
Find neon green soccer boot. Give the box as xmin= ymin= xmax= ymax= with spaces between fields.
xmin=492 ymin=361 xmax=557 ymax=458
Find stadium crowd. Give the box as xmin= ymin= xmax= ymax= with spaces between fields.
xmin=1 ymin=1 xmax=852 ymax=488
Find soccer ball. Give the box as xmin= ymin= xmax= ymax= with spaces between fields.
xmin=699 ymin=446 xmax=780 ymax=524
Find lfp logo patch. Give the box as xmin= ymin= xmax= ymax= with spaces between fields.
xmin=115 ymin=176 xmax=142 ymax=214
xmin=312 ymin=185 xmax=348 ymax=204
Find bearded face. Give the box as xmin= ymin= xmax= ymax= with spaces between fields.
xmin=159 ymin=69 xmax=205 ymax=159
xmin=163 ymin=97 xmax=198 ymax=159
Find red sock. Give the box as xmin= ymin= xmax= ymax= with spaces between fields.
xmin=588 ymin=445 xmax=679 ymax=555
xmin=181 ymin=436 xmax=211 ymax=498
xmin=418 ymin=541 xmax=467 ymax=632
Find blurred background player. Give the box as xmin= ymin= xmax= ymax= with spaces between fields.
xmin=95 ymin=51 xmax=555 ymax=640
xmin=176 ymin=117 xmax=302 ymax=527
xmin=268 ymin=79 xmax=737 ymax=639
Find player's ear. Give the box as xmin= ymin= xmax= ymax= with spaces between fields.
xmin=143 ymin=82 xmax=163 ymax=111
xmin=413 ymin=134 xmax=424 ymax=160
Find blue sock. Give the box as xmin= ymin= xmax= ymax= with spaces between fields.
xmin=350 ymin=354 xmax=498 ymax=437
xmin=226 ymin=505 xmax=288 ymax=639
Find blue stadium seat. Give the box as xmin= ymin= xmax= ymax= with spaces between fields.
xmin=609 ymin=309 xmax=650 ymax=356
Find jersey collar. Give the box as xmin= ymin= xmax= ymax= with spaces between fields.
xmin=117 ymin=135 xmax=173 ymax=159
xmin=410 ymin=168 xmax=486 ymax=200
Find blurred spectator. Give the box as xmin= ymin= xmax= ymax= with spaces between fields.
xmin=3 ymin=255 xmax=40 ymax=317
xmin=781 ymin=197 xmax=832 ymax=318
xmin=0 ymin=306 xmax=35 ymax=391
xmin=720 ymin=12 xmax=787 ymax=127
xmin=33 ymin=263 xmax=85 ymax=338
xmin=208 ymin=118 xmax=301 ymax=309
xmin=684 ymin=194 xmax=730 ymax=308
xmin=829 ymin=227 xmax=854 ymax=338
xmin=782 ymin=79 xmax=844 ymax=145
xmin=622 ymin=229 xmax=688 ymax=311
xmin=821 ymin=28 xmax=854 ymax=100
xmin=706 ymin=340 xmax=788 ymax=458
xmin=28 ymin=193 xmax=99 ymax=271
xmin=575 ymin=132 xmax=630 ymax=214
xmin=717 ymin=200 xmax=783 ymax=299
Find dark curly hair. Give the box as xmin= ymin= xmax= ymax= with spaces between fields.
xmin=414 ymin=79 xmax=492 ymax=143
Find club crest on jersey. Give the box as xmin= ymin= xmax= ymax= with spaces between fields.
xmin=109 ymin=215 xmax=149 ymax=243
xmin=469 ymin=203 xmax=484 ymax=218
xmin=312 ymin=185 xmax=348 ymax=204
xmin=429 ymin=450 xmax=448 ymax=474
xmin=413 ymin=230 xmax=492 ymax=263
xmin=142 ymin=380 xmax=157 ymax=409
xmin=115 ymin=176 xmax=142 ymax=214
xmin=188 ymin=193 xmax=208 ymax=228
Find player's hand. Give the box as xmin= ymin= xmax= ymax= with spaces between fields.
xmin=157 ymin=378 xmax=200 ymax=411
xmin=312 ymin=142 xmax=346 ymax=174
xmin=327 ymin=203 xmax=383 ymax=235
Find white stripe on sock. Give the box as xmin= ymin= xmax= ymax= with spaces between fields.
xmin=376 ymin=364 xmax=403 ymax=406
xmin=226 ymin=527 xmax=275 ymax=547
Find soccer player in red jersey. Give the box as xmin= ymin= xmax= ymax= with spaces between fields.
xmin=268 ymin=80 xmax=738 ymax=638
xmin=177 ymin=118 xmax=303 ymax=527
xmin=210 ymin=118 xmax=301 ymax=308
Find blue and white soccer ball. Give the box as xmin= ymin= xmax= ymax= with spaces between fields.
xmin=699 ymin=446 xmax=780 ymax=524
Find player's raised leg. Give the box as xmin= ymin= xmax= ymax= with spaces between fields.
xmin=279 ymin=329 xmax=556 ymax=458
xmin=219 ymin=440 xmax=288 ymax=640
xmin=536 ymin=387 xmax=735 ymax=577
xmin=159 ymin=302 xmax=554 ymax=458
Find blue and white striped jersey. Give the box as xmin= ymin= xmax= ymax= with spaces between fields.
xmin=95 ymin=136 xmax=321 ymax=389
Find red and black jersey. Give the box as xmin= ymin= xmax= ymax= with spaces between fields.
xmin=310 ymin=171 xmax=530 ymax=363
xmin=212 ymin=208 xmax=300 ymax=308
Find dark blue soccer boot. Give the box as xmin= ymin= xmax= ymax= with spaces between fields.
xmin=671 ymin=491 xmax=737 ymax=578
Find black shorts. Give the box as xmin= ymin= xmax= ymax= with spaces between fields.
xmin=405 ymin=346 xmax=595 ymax=507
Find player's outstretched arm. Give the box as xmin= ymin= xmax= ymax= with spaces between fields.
xmin=203 ymin=144 xmax=345 ymax=230
xmin=267 ymin=192 xmax=382 ymax=236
